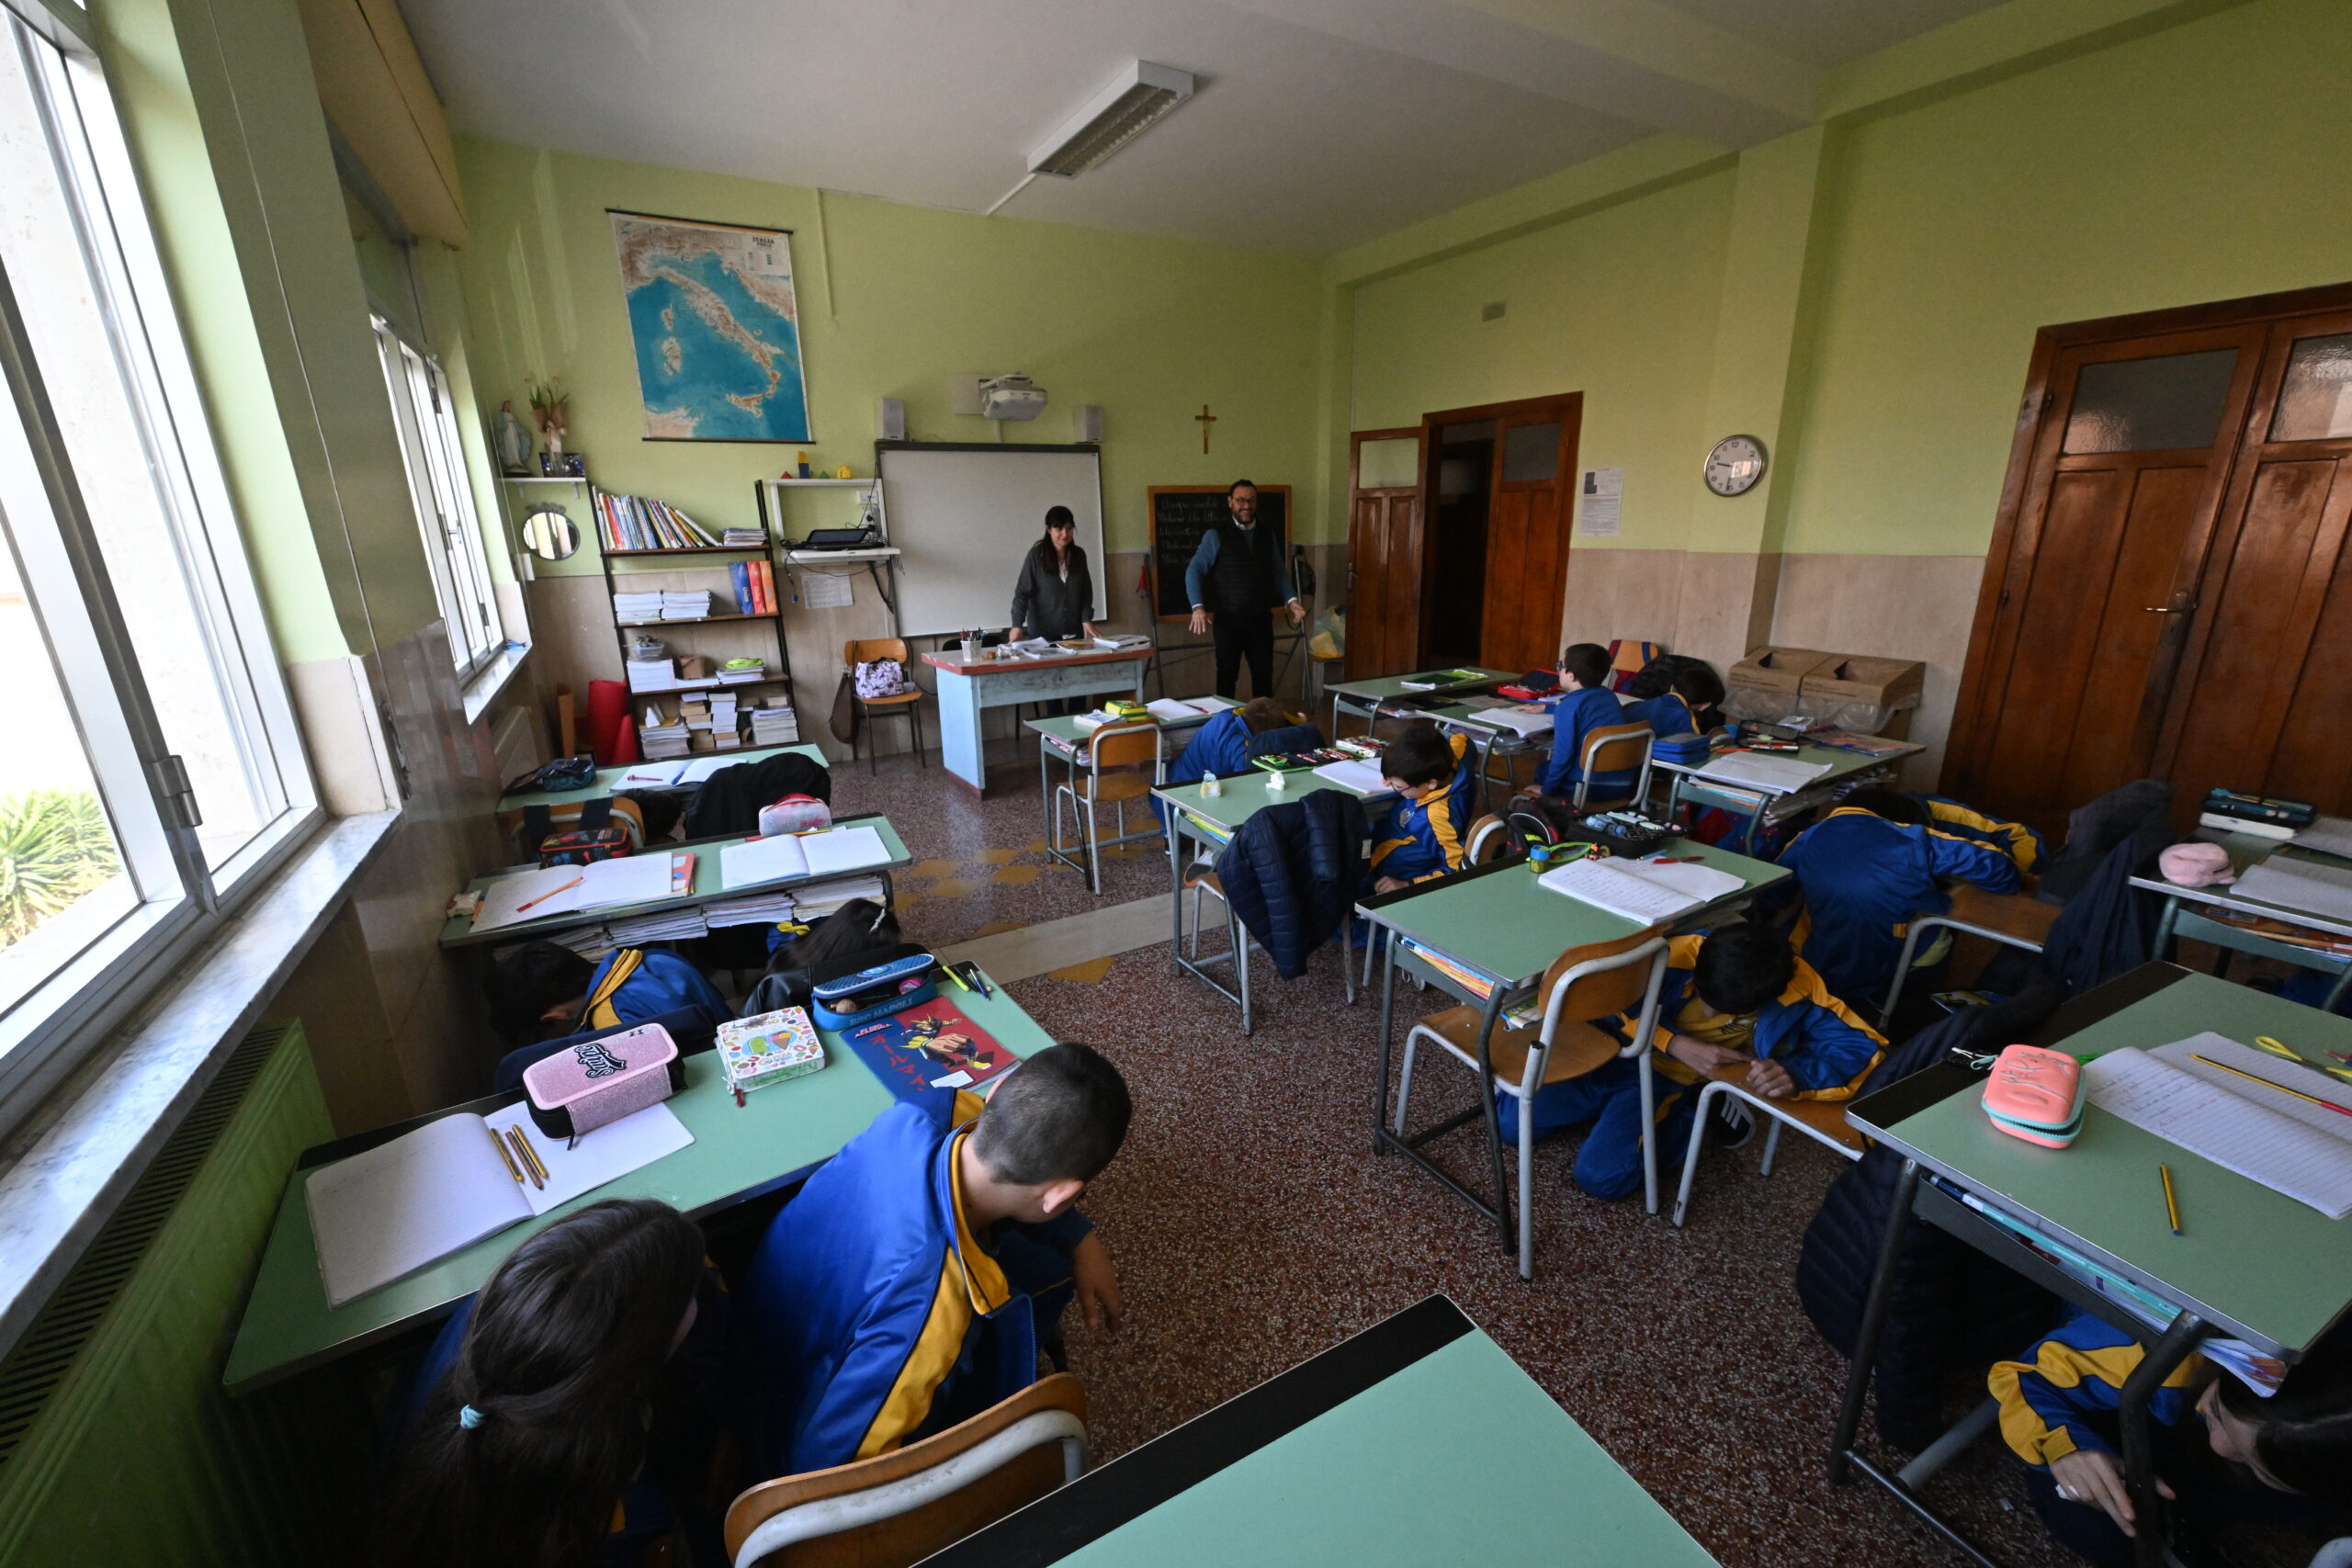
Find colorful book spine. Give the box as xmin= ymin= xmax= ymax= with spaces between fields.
xmin=731 ymin=562 xmax=752 ymax=615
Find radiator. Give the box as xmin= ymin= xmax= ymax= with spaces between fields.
xmin=0 ymin=1022 xmax=372 ymax=1568
xmin=490 ymin=702 xmax=543 ymax=781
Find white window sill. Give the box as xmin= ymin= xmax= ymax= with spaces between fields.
xmin=0 ymin=808 xmax=401 ymax=1360
xmin=459 ymin=640 xmax=532 ymax=727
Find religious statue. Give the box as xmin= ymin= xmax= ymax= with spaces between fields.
xmin=494 ymin=400 xmax=534 ymax=475
xmin=528 ymin=377 xmax=569 ymax=457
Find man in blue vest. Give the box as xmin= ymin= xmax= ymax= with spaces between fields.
xmin=1184 ymin=479 xmax=1306 ymax=698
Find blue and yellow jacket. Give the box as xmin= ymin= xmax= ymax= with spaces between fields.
xmin=1775 ymin=804 xmax=2026 ymax=1004
xmin=1908 ymin=793 xmax=2046 ymax=875
xmin=1613 ymin=933 xmax=1885 ymax=1095
xmin=1371 ymin=731 xmax=1474 ymax=884
xmin=584 ymin=947 xmax=729 ymax=1030
xmin=1990 ymin=1311 xmax=2208 ymax=1467
xmin=1623 ymin=690 xmax=1701 ymax=739
xmin=742 ymin=1089 xmax=1090 ymax=1475
xmin=1536 ymin=685 xmax=1634 ymax=797
xmin=1166 ymin=709 xmax=1252 ymax=788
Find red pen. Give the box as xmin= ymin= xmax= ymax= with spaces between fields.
xmin=1649 ymin=855 xmax=1704 ymax=864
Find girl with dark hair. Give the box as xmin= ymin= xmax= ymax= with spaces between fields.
xmin=374 ymin=1199 xmax=721 ymax=1568
xmin=1008 ymin=505 xmax=1097 ymax=646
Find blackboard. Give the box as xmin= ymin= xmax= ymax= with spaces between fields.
xmin=1148 ymin=485 xmax=1290 ymax=622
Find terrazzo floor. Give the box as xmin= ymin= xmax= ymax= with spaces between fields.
xmin=807 ymin=739 xmax=2317 ymax=1568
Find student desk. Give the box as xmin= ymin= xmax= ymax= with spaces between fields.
xmin=2132 ymin=829 xmax=2352 ymax=1011
xmin=437 ymin=814 xmax=913 ymax=950
xmin=921 ymin=648 xmax=1149 ymax=794
xmin=1149 ymin=770 xmax=1392 ymax=1032
xmin=1829 ymin=964 xmax=2352 ymax=1568
xmin=925 ymin=1293 xmax=1721 ymax=1568
xmin=1023 ymin=711 xmax=1215 ymax=880
xmin=494 ymin=743 xmax=825 ymax=814
xmin=1657 ymin=739 xmax=1921 ymax=853
xmin=1408 ymin=702 xmax=1555 ymax=811
xmin=223 ymin=978 xmax=1052 ymax=1393
xmin=1324 ymin=666 xmax=1515 ymax=741
xmin=1358 ymin=847 xmax=1787 ymax=1247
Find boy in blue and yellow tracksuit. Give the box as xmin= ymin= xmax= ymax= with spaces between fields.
xmin=740 ymin=1045 xmax=1132 ymax=1476
xmin=583 ymin=945 xmax=730 ymax=1028
xmin=1521 ymin=926 xmax=1883 ymax=1201
xmin=487 ymin=940 xmax=729 ymax=1043
xmin=1775 ymin=787 xmax=2036 ymax=1006
xmin=1534 ymin=642 xmax=1634 ymax=800
xmin=1369 ymin=724 xmax=1475 ymax=889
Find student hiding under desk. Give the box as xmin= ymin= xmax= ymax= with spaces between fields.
xmin=1368 ymin=723 xmax=1475 ymax=891
xmin=488 ymin=940 xmax=729 ymax=1044
xmin=739 ymin=1044 xmax=1131 ymax=1477
xmin=1516 ymin=925 xmax=1883 ymax=1201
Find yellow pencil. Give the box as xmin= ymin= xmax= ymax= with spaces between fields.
xmin=2190 ymin=1052 xmax=2352 ymax=1121
xmin=504 ymin=1127 xmax=545 ymax=1190
xmin=2159 ymin=1162 xmax=2181 ymax=1235
xmin=513 ymin=1125 xmax=552 ymax=1185
xmin=489 ymin=1126 xmax=525 ymax=1185
xmin=515 ymin=874 xmax=585 ymax=914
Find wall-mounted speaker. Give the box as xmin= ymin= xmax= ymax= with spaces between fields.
xmin=1076 ymin=404 xmax=1104 ymax=443
xmin=876 ymin=397 xmax=907 ymax=441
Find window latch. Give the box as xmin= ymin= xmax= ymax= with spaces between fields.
xmin=149 ymin=753 xmax=202 ymax=830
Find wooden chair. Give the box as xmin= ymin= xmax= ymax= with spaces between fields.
xmin=1570 ymin=722 xmax=1655 ymax=812
xmin=1669 ymin=1065 xmax=1869 ymax=1227
xmin=1464 ymin=812 xmax=1510 ymax=864
xmin=1878 ymin=881 xmax=2061 ymax=1027
xmin=1049 ymin=721 xmax=1161 ymax=894
xmin=845 ymin=637 xmax=925 ymax=775
xmin=724 ymin=1374 xmax=1088 ymax=1568
xmin=1395 ymin=931 xmax=1671 ymax=1277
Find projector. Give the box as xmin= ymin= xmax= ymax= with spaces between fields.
xmin=979 ymin=373 xmax=1048 ymax=422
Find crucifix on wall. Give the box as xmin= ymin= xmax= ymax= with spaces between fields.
xmin=1194 ymin=403 xmax=1216 ymax=454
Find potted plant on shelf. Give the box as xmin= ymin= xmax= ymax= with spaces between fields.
xmin=528 ymin=378 xmax=583 ymax=475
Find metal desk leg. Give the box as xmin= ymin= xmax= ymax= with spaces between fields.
xmin=1469 ymin=987 xmax=1515 ymax=1256
xmin=1373 ymin=926 xmax=1398 ymax=1153
xmin=1831 ymin=1158 xmax=1919 ymax=1483
xmin=2329 ymin=963 xmax=2352 ymax=1013
xmin=2120 ymin=1312 xmax=2206 ymax=1568
xmin=2151 ymin=896 xmax=2183 ymax=963
xmin=1168 ymin=818 xmax=1186 ymax=974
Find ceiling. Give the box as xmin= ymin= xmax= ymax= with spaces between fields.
xmin=400 ymin=0 xmax=2008 ymax=255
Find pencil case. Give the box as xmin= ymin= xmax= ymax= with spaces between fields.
xmin=1981 ymin=1043 xmax=2085 ymax=1148
xmin=810 ymin=951 xmax=940 ymax=1029
xmin=522 ymin=1021 xmax=684 ymax=1139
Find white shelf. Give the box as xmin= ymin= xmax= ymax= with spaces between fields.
xmin=502 ymin=475 xmax=591 ymax=485
xmin=784 ymin=547 xmax=900 ymax=564
xmin=762 ymin=477 xmax=876 ymax=489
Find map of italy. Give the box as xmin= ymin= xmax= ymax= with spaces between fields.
xmin=611 ymin=213 xmax=810 ymax=441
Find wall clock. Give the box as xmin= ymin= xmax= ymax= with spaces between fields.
xmin=1704 ymin=434 xmax=1768 ymax=496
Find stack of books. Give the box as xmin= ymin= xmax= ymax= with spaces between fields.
xmin=661 ymin=590 xmax=713 ymax=622
xmin=640 ymin=708 xmax=690 ymax=761
xmin=625 ymin=656 xmax=675 ymax=692
xmin=717 ymin=661 xmax=767 ymax=685
xmin=720 ymin=527 xmax=765 ymax=547
xmin=614 ymin=591 xmax=666 ymax=624
xmin=750 ymin=703 xmax=799 ymax=744
xmin=709 ymin=692 xmax=741 ymax=749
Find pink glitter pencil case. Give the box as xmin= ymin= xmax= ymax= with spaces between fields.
xmin=522 ymin=1021 xmax=684 ymax=1139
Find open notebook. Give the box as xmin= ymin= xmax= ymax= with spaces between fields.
xmin=303 ymin=1101 xmax=694 ymax=1307
xmin=718 ymin=824 xmax=891 ymax=890
xmin=1692 ymin=751 xmax=1831 ymax=795
xmin=2082 ymin=1032 xmax=2352 ymax=1218
xmin=2233 ymin=857 xmax=2352 ymax=923
xmin=1310 ymin=759 xmax=1390 ymax=795
xmin=472 ymin=854 xmax=677 ymax=933
xmin=1537 ymin=855 xmax=1746 ymax=925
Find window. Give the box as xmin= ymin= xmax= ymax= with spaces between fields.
xmin=0 ymin=2 xmax=314 ymax=1101
xmin=373 ymin=319 xmax=503 ymax=677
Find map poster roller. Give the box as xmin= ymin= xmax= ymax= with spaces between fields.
xmin=609 ymin=210 xmax=812 ymax=443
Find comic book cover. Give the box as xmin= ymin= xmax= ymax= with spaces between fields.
xmin=840 ymin=998 xmax=1018 ymax=1102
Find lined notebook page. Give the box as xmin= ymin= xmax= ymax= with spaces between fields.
xmin=721 ymin=835 xmax=809 ymax=889
xmin=1537 ymin=859 xmax=1700 ymax=925
xmin=2153 ymin=1032 xmax=2352 ymax=1141
xmin=2234 ymin=858 xmax=2352 ymax=923
xmin=2081 ymin=1046 xmax=2352 ymax=1219
xmin=2291 ymin=816 xmax=2352 ymax=861
xmin=801 ymin=825 xmax=890 ymax=877
xmin=304 ymin=1115 xmax=532 ymax=1307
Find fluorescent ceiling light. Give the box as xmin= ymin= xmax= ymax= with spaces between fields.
xmin=1027 ymin=61 xmax=1195 ymax=178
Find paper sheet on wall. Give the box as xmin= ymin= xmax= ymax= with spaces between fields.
xmin=800 ymin=571 xmax=854 ymax=609
xmin=1577 ymin=468 xmax=1623 ymax=537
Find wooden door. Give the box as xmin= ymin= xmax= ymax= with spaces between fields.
xmin=2155 ymin=311 xmax=2352 ymax=817
xmin=1415 ymin=394 xmax=1581 ymax=674
xmin=1344 ymin=428 xmax=1423 ymax=679
xmin=1948 ymin=328 xmax=2262 ymax=826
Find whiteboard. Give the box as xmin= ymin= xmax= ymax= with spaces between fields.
xmin=877 ymin=445 xmax=1105 ymax=637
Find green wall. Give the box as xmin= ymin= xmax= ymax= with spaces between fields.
xmin=1351 ymin=169 xmax=1734 ymax=554
xmin=1342 ymin=0 xmax=2352 ymax=564
xmin=451 ymin=141 xmax=1329 ymax=572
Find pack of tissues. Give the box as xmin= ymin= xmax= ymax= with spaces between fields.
xmin=1982 ymin=1043 xmax=2086 ymax=1148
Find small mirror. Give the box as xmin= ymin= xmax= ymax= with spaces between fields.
xmin=521 ymin=504 xmax=579 ymax=561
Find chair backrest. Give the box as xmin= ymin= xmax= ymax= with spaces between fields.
xmin=726 ymin=1373 xmax=1089 ymax=1568
xmin=1088 ymin=720 xmax=1161 ymax=773
xmin=1580 ymin=721 xmax=1653 ymax=778
xmin=846 ymin=637 xmax=912 ymax=667
xmin=1464 ymin=813 xmax=1509 ymax=864
xmin=1533 ymin=931 xmax=1669 ymax=1045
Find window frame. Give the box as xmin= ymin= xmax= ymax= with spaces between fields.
xmin=373 ymin=316 xmax=506 ymax=681
xmin=0 ymin=0 xmax=322 ymax=1134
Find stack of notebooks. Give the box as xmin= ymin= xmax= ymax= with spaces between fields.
xmin=626 ymin=656 xmax=676 ymax=692
xmin=605 ymin=905 xmax=708 ymax=946
xmin=750 ymin=704 xmax=799 ymax=744
xmin=796 ymin=874 xmax=888 ymax=918
xmin=1691 ymin=750 xmax=1832 ymax=795
xmin=705 ymin=889 xmax=799 ymax=929
xmin=640 ymin=705 xmax=690 ymax=761
xmin=707 ymin=691 xmax=741 ymax=749
xmin=660 ymin=590 xmax=713 ymax=622
xmin=717 ymin=662 xmax=768 ymax=685
xmin=720 ymin=526 xmax=765 ymax=547
xmin=614 ymin=591 xmax=667 ymax=624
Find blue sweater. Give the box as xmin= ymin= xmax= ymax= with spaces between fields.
xmin=1371 ymin=732 xmax=1476 ymax=884
xmin=1991 ymin=1310 xmax=2207 ymax=1467
xmin=584 ymin=948 xmax=729 ymax=1030
xmin=1536 ymin=685 xmax=1633 ymax=797
xmin=1776 ymin=805 xmax=2025 ymax=1003
xmin=1617 ymin=932 xmax=1885 ymax=1097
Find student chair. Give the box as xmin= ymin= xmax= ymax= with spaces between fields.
xmin=1570 ymin=722 xmax=1655 ymax=812
xmin=1048 ymin=721 xmax=1162 ymax=895
xmin=1394 ymin=931 xmax=1670 ymax=1278
xmin=844 ymin=637 xmax=925 ymax=775
xmin=1464 ymin=813 xmax=1510 ymax=864
xmin=1668 ymin=1068 xmax=1868 ymax=1227
xmin=1184 ymin=838 xmax=1367 ymax=1035
xmin=724 ymin=1374 xmax=1088 ymax=1568
xmin=1877 ymin=882 xmax=2060 ymax=1028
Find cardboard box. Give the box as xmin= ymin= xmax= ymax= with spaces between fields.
xmin=677 ymin=655 xmax=710 ymax=680
xmin=1724 ymin=647 xmax=1834 ymax=720
xmin=1801 ymin=656 xmax=1924 ymax=714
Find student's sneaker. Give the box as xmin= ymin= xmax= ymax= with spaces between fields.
xmin=1706 ymin=1100 xmax=1755 ymax=1149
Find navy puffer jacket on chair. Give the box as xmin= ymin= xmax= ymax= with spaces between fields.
xmin=1214 ymin=789 xmax=1369 ymax=978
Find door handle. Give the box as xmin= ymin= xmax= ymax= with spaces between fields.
xmin=2141 ymin=604 xmax=2190 ymax=613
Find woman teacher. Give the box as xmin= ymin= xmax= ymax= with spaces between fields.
xmin=1008 ymin=506 xmax=1099 ymax=716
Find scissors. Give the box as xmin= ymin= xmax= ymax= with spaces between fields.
xmin=2256 ymin=1035 xmax=2352 ymax=1084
